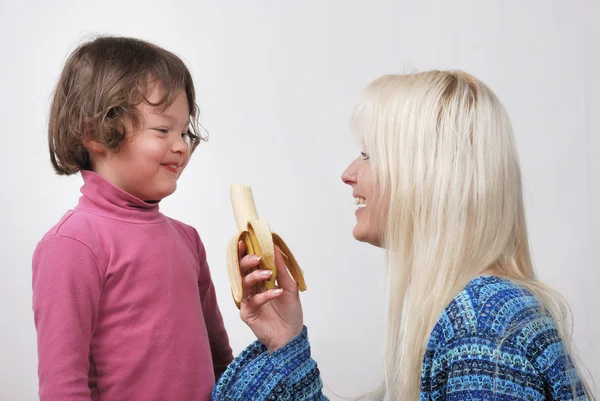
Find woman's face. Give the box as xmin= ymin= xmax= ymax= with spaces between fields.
xmin=341 ymin=152 xmax=384 ymax=247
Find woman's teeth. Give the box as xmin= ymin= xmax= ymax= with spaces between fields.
xmin=355 ymin=197 xmax=366 ymax=208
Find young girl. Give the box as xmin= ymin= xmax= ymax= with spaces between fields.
xmin=32 ymin=36 xmax=233 ymax=401
xmin=212 ymin=70 xmax=594 ymax=400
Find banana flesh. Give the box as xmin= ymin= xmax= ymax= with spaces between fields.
xmin=227 ymin=184 xmax=307 ymax=309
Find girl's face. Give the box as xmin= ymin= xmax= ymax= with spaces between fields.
xmin=92 ymin=87 xmax=193 ymax=201
xmin=341 ymin=152 xmax=384 ymax=247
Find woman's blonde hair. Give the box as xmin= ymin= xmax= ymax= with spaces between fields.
xmin=352 ymin=70 xmax=593 ymax=400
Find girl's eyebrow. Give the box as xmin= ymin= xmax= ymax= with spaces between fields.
xmin=150 ymin=113 xmax=189 ymax=127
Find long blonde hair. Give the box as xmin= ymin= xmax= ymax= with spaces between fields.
xmin=352 ymin=70 xmax=594 ymax=400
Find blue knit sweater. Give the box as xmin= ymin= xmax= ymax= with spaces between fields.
xmin=213 ymin=276 xmax=587 ymax=400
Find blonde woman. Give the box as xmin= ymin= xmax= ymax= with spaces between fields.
xmin=213 ymin=70 xmax=593 ymax=400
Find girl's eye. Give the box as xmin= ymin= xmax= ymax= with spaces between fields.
xmin=360 ymin=151 xmax=370 ymax=161
xmin=182 ymin=132 xmax=194 ymax=147
xmin=155 ymin=128 xmax=169 ymax=135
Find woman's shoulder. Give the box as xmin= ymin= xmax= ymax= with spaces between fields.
xmin=424 ymin=279 xmax=586 ymax=400
xmin=431 ymin=276 xmax=556 ymax=347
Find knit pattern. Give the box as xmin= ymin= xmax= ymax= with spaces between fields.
xmin=213 ymin=276 xmax=587 ymax=400
xmin=212 ymin=327 xmax=326 ymax=400
xmin=420 ymin=276 xmax=586 ymax=400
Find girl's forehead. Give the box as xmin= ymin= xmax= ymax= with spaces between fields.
xmin=139 ymin=92 xmax=190 ymax=122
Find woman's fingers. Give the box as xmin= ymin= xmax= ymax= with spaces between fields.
xmin=237 ymin=240 xmax=246 ymax=260
xmin=238 ymin=241 xmax=297 ymax=301
xmin=242 ymin=269 xmax=272 ymax=291
xmin=239 ymin=253 xmax=261 ymax=276
xmin=243 ymin=288 xmax=283 ymax=309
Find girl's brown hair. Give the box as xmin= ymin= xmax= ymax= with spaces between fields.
xmin=48 ymin=36 xmax=205 ymax=175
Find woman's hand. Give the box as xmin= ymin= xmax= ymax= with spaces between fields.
xmin=238 ymin=241 xmax=304 ymax=352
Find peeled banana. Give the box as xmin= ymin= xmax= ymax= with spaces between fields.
xmin=227 ymin=184 xmax=307 ymax=309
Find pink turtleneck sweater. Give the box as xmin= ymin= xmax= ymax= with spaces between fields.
xmin=32 ymin=171 xmax=233 ymax=401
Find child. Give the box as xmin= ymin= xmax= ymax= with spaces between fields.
xmin=32 ymin=36 xmax=233 ymax=401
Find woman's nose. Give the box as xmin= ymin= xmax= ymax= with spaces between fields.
xmin=341 ymin=160 xmax=358 ymax=186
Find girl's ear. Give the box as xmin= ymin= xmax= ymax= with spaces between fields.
xmin=83 ymin=138 xmax=105 ymax=155
xmin=82 ymin=117 xmax=107 ymax=156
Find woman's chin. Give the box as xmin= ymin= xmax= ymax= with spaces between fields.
xmin=352 ymin=226 xmax=384 ymax=248
xmin=352 ymin=225 xmax=365 ymax=242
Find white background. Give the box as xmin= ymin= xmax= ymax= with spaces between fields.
xmin=0 ymin=1 xmax=598 ymax=399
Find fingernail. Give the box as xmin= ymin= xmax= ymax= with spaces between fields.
xmin=273 ymin=289 xmax=283 ymax=294
xmin=260 ymin=270 xmax=272 ymax=277
xmin=251 ymin=255 xmax=262 ymax=263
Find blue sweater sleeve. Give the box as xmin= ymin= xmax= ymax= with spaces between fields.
xmin=212 ymin=327 xmax=328 ymax=401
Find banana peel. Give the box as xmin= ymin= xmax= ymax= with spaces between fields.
xmin=227 ymin=184 xmax=307 ymax=309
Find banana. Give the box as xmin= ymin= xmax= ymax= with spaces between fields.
xmin=226 ymin=184 xmax=307 ymax=309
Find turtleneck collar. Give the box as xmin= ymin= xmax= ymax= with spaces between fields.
xmin=75 ymin=170 xmax=165 ymax=224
